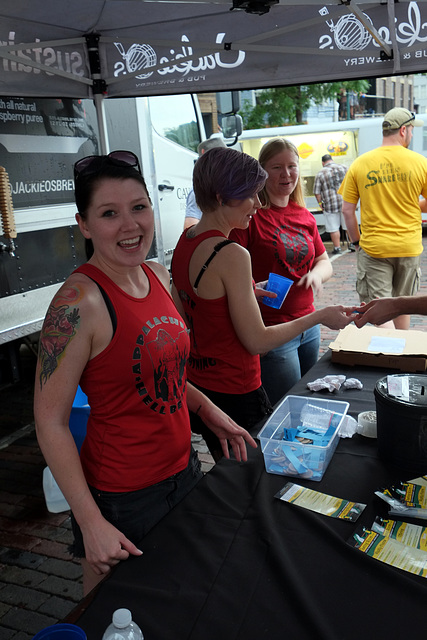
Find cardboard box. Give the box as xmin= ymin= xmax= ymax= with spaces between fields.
xmin=329 ymin=325 xmax=427 ymax=372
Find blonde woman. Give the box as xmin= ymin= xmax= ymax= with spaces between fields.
xmin=231 ymin=138 xmax=333 ymax=405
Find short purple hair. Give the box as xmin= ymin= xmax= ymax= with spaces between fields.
xmin=193 ymin=147 xmax=267 ymax=212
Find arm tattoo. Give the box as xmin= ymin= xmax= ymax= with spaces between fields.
xmin=39 ymin=286 xmax=81 ymax=388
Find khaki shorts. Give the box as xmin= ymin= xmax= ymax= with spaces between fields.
xmin=356 ymin=249 xmax=421 ymax=304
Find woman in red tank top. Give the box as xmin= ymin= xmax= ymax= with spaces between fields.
xmin=33 ymin=151 xmax=257 ymax=595
xmin=172 ymin=148 xmax=355 ymax=460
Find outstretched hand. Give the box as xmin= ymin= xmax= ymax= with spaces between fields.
xmin=352 ymin=299 xmax=395 ymax=327
xmin=320 ymin=305 xmax=359 ymax=330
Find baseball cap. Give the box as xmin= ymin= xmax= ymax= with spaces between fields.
xmin=382 ymin=107 xmax=423 ymax=130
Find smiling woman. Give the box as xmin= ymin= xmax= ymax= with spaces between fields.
xmin=33 ymin=150 xmax=258 ymax=597
xmin=230 ymin=137 xmax=335 ymax=405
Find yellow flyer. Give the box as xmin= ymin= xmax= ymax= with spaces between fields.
xmin=350 ymin=528 xmax=427 ymax=577
xmin=275 ymin=482 xmax=365 ymax=522
xmin=409 ymin=476 xmax=427 ymax=488
xmin=371 ymin=517 xmax=427 ymax=551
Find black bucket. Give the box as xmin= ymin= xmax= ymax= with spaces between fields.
xmin=374 ymin=374 xmax=427 ymax=477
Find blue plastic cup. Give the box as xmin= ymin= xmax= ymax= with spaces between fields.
xmin=32 ymin=624 xmax=87 ymax=640
xmin=262 ymin=273 xmax=293 ymax=309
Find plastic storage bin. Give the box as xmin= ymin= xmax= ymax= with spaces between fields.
xmin=257 ymin=395 xmax=349 ymax=481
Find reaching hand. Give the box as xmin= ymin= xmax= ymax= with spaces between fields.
xmin=352 ymin=299 xmax=396 ymax=327
xmin=319 ymin=305 xmax=358 ymax=330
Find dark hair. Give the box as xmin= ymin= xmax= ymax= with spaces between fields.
xmin=321 ymin=154 xmax=332 ymax=163
xmin=383 ymin=128 xmax=398 ymax=138
xmin=74 ymin=161 xmax=149 ymax=259
xmin=258 ymin=138 xmax=305 ymax=208
xmin=193 ymin=147 xmax=267 ymax=212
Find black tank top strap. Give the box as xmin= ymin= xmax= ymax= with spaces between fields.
xmin=193 ymin=239 xmax=234 ymax=292
xmin=86 ymin=276 xmax=118 ymax=336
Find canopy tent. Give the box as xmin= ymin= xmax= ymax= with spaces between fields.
xmin=1 ymin=0 xmax=427 ymax=150
xmin=3 ymin=0 xmax=427 ymax=98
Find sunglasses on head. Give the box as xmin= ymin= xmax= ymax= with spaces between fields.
xmin=399 ymin=111 xmax=416 ymax=127
xmin=74 ymin=150 xmax=141 ymax=181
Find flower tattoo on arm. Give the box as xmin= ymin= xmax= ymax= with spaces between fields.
xmin=39 ymin=286 xmax=81 ymax=387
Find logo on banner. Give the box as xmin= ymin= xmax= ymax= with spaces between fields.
xmin=114 ymin=42 xmax=157 ymax=79
xmin=113 ymin=34 xmax=246 ymax=86
xmin=318 ymin=1 xmax=427 ymax=64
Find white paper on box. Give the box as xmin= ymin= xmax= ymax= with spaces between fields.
xmin=368 ymin=336 xmax=406 ymax=354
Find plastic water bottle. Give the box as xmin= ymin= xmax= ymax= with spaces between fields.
xmin=102 ymin=609 xmax=144 ymax=640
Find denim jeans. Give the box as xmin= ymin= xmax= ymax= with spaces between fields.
xmin=260 ymin=324 xmax=320 ymax=406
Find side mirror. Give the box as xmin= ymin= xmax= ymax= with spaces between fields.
xmin=222 ymin=114 xmax=243 ymax=142
xmin=216 ymin=90 xmax=241 ymax=115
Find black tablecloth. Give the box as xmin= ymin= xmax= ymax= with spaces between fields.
xmin=74 ymin=354 xmax=426 ymax=640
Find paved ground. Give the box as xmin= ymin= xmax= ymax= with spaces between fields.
xmin=2 ymin=238 xmax=427 ymax=638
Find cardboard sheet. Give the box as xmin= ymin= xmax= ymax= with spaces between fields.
xmin=329 ymin=325 xmax=427 ymax=372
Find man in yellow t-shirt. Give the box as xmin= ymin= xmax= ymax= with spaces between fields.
xmin=339 ymin=107 xmax=427 ymax=330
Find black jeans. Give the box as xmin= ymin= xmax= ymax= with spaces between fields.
xmin=70 ymin=447 xmax=202 ymax=557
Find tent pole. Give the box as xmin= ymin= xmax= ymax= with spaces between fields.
xmin=94 ymin=93 xmax=109 ymax=155
xmin=86 ymin=33 xmax=110 ymax=155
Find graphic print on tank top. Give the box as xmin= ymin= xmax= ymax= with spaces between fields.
xmin=132 ymin=316 xmax=189 ymax=410
xmin=273 ymin=223 xmax=314 ymax=277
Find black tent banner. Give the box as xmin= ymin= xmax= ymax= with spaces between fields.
xmin=1 ymin=0 xmax=427 ymax=101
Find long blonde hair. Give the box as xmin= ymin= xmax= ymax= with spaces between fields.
xmin=258 ymin=137 xmax=306 ymax=209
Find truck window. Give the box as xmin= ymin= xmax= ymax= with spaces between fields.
xmin=149 ymin=94 xmax=201 ymax=153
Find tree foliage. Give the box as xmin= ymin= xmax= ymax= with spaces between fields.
xmin=239 ymin=80 xmax=370 ymax=128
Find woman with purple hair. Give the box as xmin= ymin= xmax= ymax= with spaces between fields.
xmin=171 ymin=147 xmax=353 ymax=461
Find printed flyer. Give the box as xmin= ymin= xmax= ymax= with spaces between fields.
xmin=275 ymin=482 xmax=365 ymax=522
xmin=371 ymin=517 xmax=427 ymax=551
xmin=350 ymin=527 xmax=427 ymax=578
xmin=375 ymin=481 xmax=427 ymax=519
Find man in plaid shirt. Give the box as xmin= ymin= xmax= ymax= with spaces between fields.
xmin=313 ymin=154 xmax=348 ymax=255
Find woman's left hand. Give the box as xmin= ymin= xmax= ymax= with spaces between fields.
xmin=254 ymin=280 xmax=277 ymax=301
xmin=298 ymin=271 xmax=323 ymax=295
xmin=199 ymin=401 xmax=257 ymax=462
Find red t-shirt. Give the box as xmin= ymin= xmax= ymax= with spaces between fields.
xmin=75 ymin=263 xmax=191 ymax=492
xmin=230 ymin=202 xmax=325 ymax=325
xmin=172 ymin=229 xmax=261 ymax=394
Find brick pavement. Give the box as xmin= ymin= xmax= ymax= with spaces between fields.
xmin=1 ymin=238 xmax=427 ymax=638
